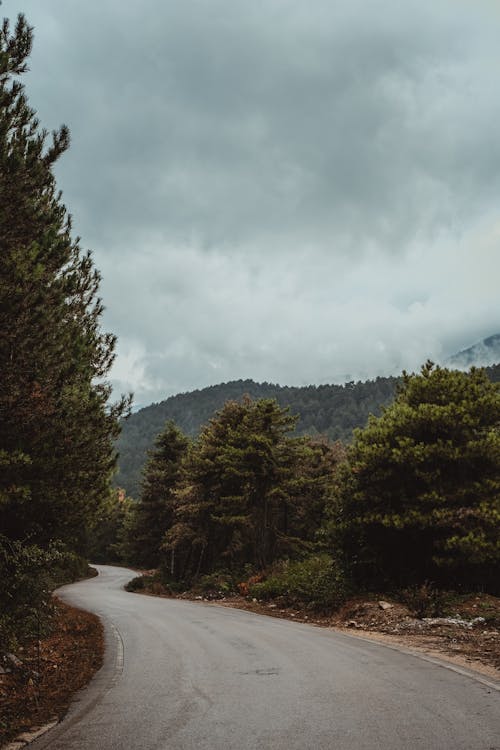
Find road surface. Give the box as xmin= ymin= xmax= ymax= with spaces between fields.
xmin=32 ymin=565 xmax=499 ymax=750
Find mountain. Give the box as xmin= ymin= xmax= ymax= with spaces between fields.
xmin=446 ymin=333 xmax=500 ymax=369
xmin=115 ymin=360 xmax=500 ymax=500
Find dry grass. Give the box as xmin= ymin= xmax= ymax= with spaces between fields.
xmin=0 ymin=599 xmax=103 ymax=746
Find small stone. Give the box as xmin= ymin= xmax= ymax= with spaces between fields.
xmin=17 ymin=720 xmax=58 ymax=742
xmin=346 ymin=620 xmax=357 ymax=628
xmin=268 ymin=603 xmax=277 ymax=609
xmin=378 ymin=600 xmax=393 ymax=611
xmin=6 ymin=653 xmax=23 ymax=669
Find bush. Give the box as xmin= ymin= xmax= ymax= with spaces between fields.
xmin=50 ymin=549 xmax=93 ymax=586
xmin=399 ymin=582 xmax=450 ymax=618
xmin=194 ymin=570 xmax=237 ymax=597
xmin=124 ymin=572 xmax=177 ymax=596
xmin=0 ymin=537 xmax=96 ymax=654
xmin=0 ymin=538 xmax=55 ymax=653
xmin=125 ymin=575 xmax=147 ymax=592
xmin=249 ymin=554 xmax=348 ymax=612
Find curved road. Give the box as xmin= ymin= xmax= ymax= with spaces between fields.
xmin=32 ymin=565 xmax=499 ymax=750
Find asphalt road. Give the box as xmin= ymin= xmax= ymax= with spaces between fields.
xmin=32 ymin=565 xmax=499 ymax=750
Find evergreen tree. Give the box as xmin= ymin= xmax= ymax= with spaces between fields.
xmin=330 ymin=363 xmax=500 ymax=590
xmin=0 ymin=12 xmax=128 ymax=549
xmin=128 ymin=422 xmax=188 ymax=568
xmin=165 ymin=398 xmax=338 ymax=580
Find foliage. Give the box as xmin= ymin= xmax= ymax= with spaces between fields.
xmin=124 ymin=575 xmax=147 ymax=592
xmin=85 ymin=489 xmax=134 ymax=564
xmin=115 ymin=377 xmax=397 ymax=498
xmin=126 ymin=423 xmax=189 ymax=568
xmin=398 ymin=582 xmax=450 ymax=619
xmin=0 ymin=536 xmax=89 ymax=654
xmin=249 ymin=554 xmax=348 ymax=612
xmin=0 ymin=11 xmax=129 ymax=550
xmin=164 ymin=398 xmax=341 ymax=581
xmin=115 ymin=366 xmax=500 ymax=499
xmin=329 ymin=363 xmax=500 ymax=591
xmin=124 ymin=572 xmax=174 ymax=596
xmin=193 ymin=570 xmax=238 ymax=596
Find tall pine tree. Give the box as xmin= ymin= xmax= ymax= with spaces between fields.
xmin=0 ymin=12 xmax=128 ymax=549
xmin=128 ymin=422 xmax=188 ymax=568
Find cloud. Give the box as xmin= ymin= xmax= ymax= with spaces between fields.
xmin=6 ymin=0 xmax=500 ymax=404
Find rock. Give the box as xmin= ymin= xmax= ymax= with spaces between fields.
xmin=378 ymin=600 xmax=393 ymax=610
xmin=5 ymin=653 xmax=24 ymax=670
xmin=346 ymin=620 xmax=358 ymax=628
xmin=268 ymin=603 xmax=277 ymax=609
xmin=17 ymin=719 xmax=58 ymax=742
xmin=423 ymin=616 xmax=486 ymax=629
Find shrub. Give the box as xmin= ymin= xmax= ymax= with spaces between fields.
xmin=124 ymin=575 xmax=146 ymax=592
xmin=196 ymin=570 xmax=236 ymax=594
xmin=399 ymin=582 xmax=450 ymax=618
xmin=0 ymin=537 xmax=98 ymax=654
xmin=249 ymin=554 xmax=348 ymax=612
xmin=0 ymin=537 xmax=55 ymax=653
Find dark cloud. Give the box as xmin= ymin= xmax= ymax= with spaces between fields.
xmin=5 ymin=0 xmax=500 ymax=403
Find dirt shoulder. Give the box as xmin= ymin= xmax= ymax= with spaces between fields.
xmin=0 ymin=599 xmax=104 ymax=748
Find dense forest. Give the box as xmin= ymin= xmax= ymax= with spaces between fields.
xmin=115 ymin=365 xmax=500 ymax=498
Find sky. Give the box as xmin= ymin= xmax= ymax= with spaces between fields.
xmin=5 ymin=0 xmax=500 ymax=406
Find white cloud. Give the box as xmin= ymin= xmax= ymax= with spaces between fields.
xmin=5 ymin=0 xmax=500 ymax=404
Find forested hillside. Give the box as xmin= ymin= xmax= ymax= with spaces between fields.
xmin=115 ymin=364 xmax=500 ymax=497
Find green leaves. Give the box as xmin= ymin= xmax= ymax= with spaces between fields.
xmin=0 ymin=11 xmax=129 ymax=550
xmin=333 ymin=364 xmax=500 ymax=590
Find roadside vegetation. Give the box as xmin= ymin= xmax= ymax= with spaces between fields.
xmin=0 ymin=11 xmax=126 ymax=742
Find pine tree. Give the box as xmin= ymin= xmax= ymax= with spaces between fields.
xmin=165 ymin=398 xmax=338 ymax=580
xmin=128 ymin=422 xmax=188 ymax=568
xmin=0 ymin=12 xmax=128 ymax=549
xmin=331 ymin=363 xmax=500 ymax=590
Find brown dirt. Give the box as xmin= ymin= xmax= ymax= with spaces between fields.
xmin=0 ymin=599 xmax=104 ymax=747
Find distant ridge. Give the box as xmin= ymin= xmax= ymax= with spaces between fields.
xmin=446 ymin=333 xmax=500 ymax=368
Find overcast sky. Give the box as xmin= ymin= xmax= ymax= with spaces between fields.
xmin=5 ymin=0 xmax=500 ymax=405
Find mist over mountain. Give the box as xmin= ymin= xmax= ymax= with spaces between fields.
xmin=446 ymin=334 xmax=500 ymax=369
